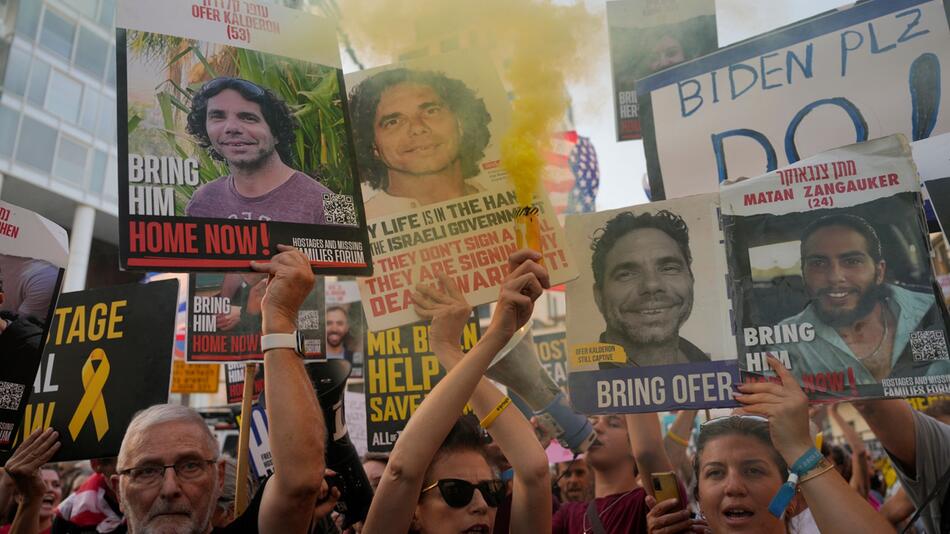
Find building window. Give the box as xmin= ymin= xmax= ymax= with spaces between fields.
xmin=3 ymin=47 xmax=31 ymax=96
xmin=0 ymin=105 xmax=19 ymax=158
xmin=15 ymin=0 xmax=42 ymax=40
xmin=54 ymin=136 xmax=88 ymax=184
xmin=26 ymin=60 xmax=50 ymax=106
xmin=39 ymin=9 xmax=76 ymax=61
xmin=89 ymin=148 xmax=107 ymax=192
xmin=75 ymin=26 xmax=109 ymax=78
xmin=98 ymin=0 xmax=115 ymax=29
xmin=103 ymin=154 xmax=118 ymax=198
xmin=105 ymin=44 xmax=115 ymax=87
xmin=96 ymin=93 xmax=115 ymax=141
xmin=15 ymin=116 xmax=57 ymax=173
xmin=63 ymin=0 xmax=99 ymax=20
xmin=80 ymin=87 xmax=99 ymax=132
xmin=46 ymin=70 xmax=83 ymax=123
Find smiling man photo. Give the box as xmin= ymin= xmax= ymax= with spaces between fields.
xmin=348 ymin=68 xmax=492 ymax=219
xmin=184 ymin=77 xmax=334 ymax=224
xmin=590 ymin=210 xmax=709 ymax=368
xmin=777 ymin=213 xmax=947 ymax=384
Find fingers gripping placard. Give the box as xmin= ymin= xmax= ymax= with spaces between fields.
xmin=68 ymin=349 xmax=110 ymax=441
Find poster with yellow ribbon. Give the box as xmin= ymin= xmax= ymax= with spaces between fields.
xmin=0 ymin=280 xmax=178 ymax=461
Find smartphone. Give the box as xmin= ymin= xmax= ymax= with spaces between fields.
xmin=651 ymin=471 xmax=686 ymax=510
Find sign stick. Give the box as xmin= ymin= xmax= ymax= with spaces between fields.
xmin=235 ymin=362 xmax=257 ymax=515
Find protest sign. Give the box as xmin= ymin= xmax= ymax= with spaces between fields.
xmin=117 ymin=0 xmax=371 ymax=274
xmin=721 ymin=134 xmax=950 ymax=400
xmin=913 ymin=132 xmax=950 ymax=242
xmin=326 ymin=279 xmax=365 ymax=378
xmin=1 ymin=280 xmax=178 ymax=461
xmin=364 ymin=318 xmax=479 ymax=452
xmin=534 ymin=330 xmax=568 ymax=394
xmin=345 ymin=50 xmax=578 ymax=331
xmin=187 ymin=273 xmax=324 ymax=362
xmin=637 ymin=0 xmax=950 ymax=200
xmin=225 ymin=362 xmax=264 ymax=404
xmin=565 ymin=193 xmax=739 ymax=413
xmin=0 ymin=201 xmax=68 ymax=450
xmin=170 ymin=360 xmax=219 ymax=394
xmin=606 ymin=0 xmax=717 ymax=141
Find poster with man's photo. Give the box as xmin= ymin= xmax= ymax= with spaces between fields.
xmin=564 ymin=193 xmax=739 ymax=414
xmin=117 ymin=0 xmax=371 ymax=274
xmin=721 ymin=134 xmax=950 ymax=400
xmin=325 ymin=279 xmax=365 ymax=379
xmin=186 ymin=273 xmax=324 ymax=362
xmin=345 ymin=50 xmax=578 ymax=331
xmin=0 ymin=201 xmax=68 ymax=449
xmin=607 ymin=0 xmax=717 ymax=141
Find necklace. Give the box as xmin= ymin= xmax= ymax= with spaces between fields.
xmin=582 ymin=489 xmax=637 ymax=534
xmin=860 ymin=305 xmax=889 ymax=361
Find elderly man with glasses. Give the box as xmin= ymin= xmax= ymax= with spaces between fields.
xmin=113 ymin=246 xmax=326 ymax=533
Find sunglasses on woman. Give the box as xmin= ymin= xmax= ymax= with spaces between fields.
xmin=421 ymin=478 xmax=507 ymax=508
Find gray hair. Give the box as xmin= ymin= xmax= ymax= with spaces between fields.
xmin=118 ymin=404 xmax=219 ymax=467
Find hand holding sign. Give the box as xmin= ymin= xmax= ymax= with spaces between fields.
xmin=412 ymin=273 xmax=472 ymax=352
xmin=485 ymin=249 xmax=549 ymax=343
xmin=250 ymin=245 xmax=315 ymax=335
xmin=734 ymin=357 xmax=812 ymax=465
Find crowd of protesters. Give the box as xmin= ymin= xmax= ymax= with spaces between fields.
xmin=2 ymin=248 xmax=948 ymax=533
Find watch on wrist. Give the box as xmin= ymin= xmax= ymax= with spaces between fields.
xmin=260 ymin=330 xmax=306 ymax=357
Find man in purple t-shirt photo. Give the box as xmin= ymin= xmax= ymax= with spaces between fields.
xmin=184 ymin=77 xmax=334 ymax=224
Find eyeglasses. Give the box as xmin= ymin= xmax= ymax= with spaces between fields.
xmin=201 ymin=77 xmax=266 ymax=97
xmin=700 ymin=414 xmax=768 ymax=428
xmin=421 ymin=479 xmax=506 ymax=508
xmin=117 ymin=459 xmax=216 ymax=487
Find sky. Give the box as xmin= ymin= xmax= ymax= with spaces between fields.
xmin=338 ymin=0 xmax=855 ymax=212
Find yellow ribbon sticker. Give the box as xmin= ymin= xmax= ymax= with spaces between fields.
xmin=570 ymin=343 xmax=627 ymax=368
xmin=68 ymin=348 xmax=110 ymax=441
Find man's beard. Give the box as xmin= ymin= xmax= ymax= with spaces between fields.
xmin=126 ymin=505 xmax=209 ymax=534
xmin=227 ymin=144 xmax=276 ymax=173
xmin=812 ymin=282 xmax=885 ymax=327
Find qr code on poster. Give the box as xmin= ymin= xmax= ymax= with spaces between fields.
xmin=298 ymin=309 xmax=322 ymax=330
xmin=323 ymin=193 xmax=357 ymax=226
xmin=0 ymin=381 xmax=26 ymax=411
xmin=910 ymin=331 xmax=950 ymax=362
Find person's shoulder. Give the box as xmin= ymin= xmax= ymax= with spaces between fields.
xmin=679 ymin=336 xmax=710 ymax=362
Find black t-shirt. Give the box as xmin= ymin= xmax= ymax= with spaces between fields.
xmin=213 ymin=478 xmax=268 ymax=533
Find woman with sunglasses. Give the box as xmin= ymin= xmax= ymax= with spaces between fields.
xmin=645 ymin=357 xmax=894 ymax=534
xmin=362 ymin=250 xmax=552 ymax=534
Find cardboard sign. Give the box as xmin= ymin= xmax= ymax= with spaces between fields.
xmin=0 ymin=201 xmax=68 ymax=450
xmin=721 ymin=135 xmax=950 ymax=400
xmin=606 ymin=0 xmax=717 ymax=141
xmin=170 ymin=360 xmax=219 ymax=394
xmin=345 ymin=51 xmax=578 ymax=331
xmin=187 ymin=274 xmax=324 ymax=362
xmin=638 ymin=0 xmax=950 ymax=200
xmin=565 ymin=193 xmax=739 ymax=413
xmin=364 ymin=318 xmax=479 ymax=452
xmin=117 ymin=0 xmax=371 ymax=274
xmin=1 ymin=280 xmax=178 ymax=461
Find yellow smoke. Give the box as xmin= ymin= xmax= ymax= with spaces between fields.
xmin=342 ymin=0 xmax=599 ymax=207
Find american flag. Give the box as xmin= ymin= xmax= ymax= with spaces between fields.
xmin=544 ymin=131 xmax=600 ymax=222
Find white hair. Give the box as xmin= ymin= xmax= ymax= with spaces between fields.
xmin=118 ymin=403 xmax=218 ymax=467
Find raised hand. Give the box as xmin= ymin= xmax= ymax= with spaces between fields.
xmin=250 ymin=245 xmax=315 ymax=334
xmin=486 ymin=249 xmax=549 ymax=342
xmin=412 ymin=273 xmax=472 ymax=351
xmin=734 ymin=357 xmax=812 ymax=464
xmin=3 ymin=428 xmax=60 ymax=501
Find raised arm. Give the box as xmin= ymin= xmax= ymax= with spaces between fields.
xmin=735 ymin=358 xmax=894 ymax=534
xmin=4 ymin=428 xmax=60 ymax=534
xmin=626 ymin=412 xmax=674 ymax=495
xmin=250 ymin=246 xmax=325 ymax=532
xmin=851 ymin=399 xmax=917 ymax=476
xmin=363 ymin=249 xmax=547 ymax=534
xmin=829 ymin=403 xmax=869 ymax=498
xmin=663 ymin=410 xmax=697 ymax=487
xmin=414 ymin=270 xmax=551 ymax=533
